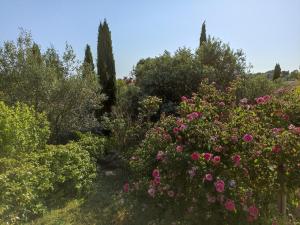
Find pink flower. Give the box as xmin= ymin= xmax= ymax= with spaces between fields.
xmin=248 ymin=205 xmax=259 ymax=219
xmin=204 ymin=173 xmax=213 ymax=181
xmin=187 ymin=112 xmax=202 ymax=121
xmin=262 ymin=95 xmax=271 ymax=102
xmin=191 ymin=152 xmax=200 ymax=161
xmin=148 ymin=188 xmax=156 ymax=197
xmin=167 ymin=190 xmax=175 ymax=197
xmin=271 ymin=127 xmax=283 ymax=135
xmin=243 ymin=134 xmax=253 ymax=142
xmin=212 ymin=156 xmax=221 ymax=165
xmin=173 ymin=127 xmax=179 ymax=134
xmin=224 ymin=199 xmax=236 ymax=211
xmin=214 ymin=180 xmax=225 ymax=193
xmin=218 ymin=101 xmax=225 ymax=107
xmin=288 ymin=124 xmax=295 ymax=130
xmin=213 ymin=145 xmax=223 ymax=152
xmin=232 ymin=154 xmax=241 ymax=166
xmin=179 ymin=124 xmax=187 ymax=131
xmin=203 ymin=153 xmax=213 ymax=161
xmin=156 ymin=151 xmax=165 ymax=160
xmin=176 ymin=145 xmax=184 ymax=153
xmin=123 ymin=183 xmax=129 ymax=193
xmin=272 ymin=145 xmax=281 ymax=153
xmin=154 ymin=176 xmax=161 ymax=185
xmin=255 ymin=97 xmax=264 ymax=104
xmin=152 ymin=169 xmax=160 ymax=178
xmin=181 ymin=96 xmax=188 ymax=102
xmin=188 ymin=169 xmax=196 ymax=178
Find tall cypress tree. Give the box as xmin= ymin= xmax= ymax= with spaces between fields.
xmin=97 ymin=19 xmax=116 ymax=115
xmin=200 ymin=21 xmax=207 ymax=47
xmin=83 ymin=44 xmax=94 ymax=77
xmin=273 ymin=63 xmax=281 ymax=80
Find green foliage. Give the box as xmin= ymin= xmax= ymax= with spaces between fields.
xmin=75 ymin=132 xmax=106 ymax=162
xmin=0 ymin=101 xmax=49 ymax=156
xmin=134 ymin=48 xmax=202 ymax=104
xmin=82 ymin=44 xmax=95 ymax=78
xmin=197 ymin=37 xmax=247 ymax=90
xmin=273 ymin=63 xmax=281 ymax=80
xmin=0 ymin=31 xmax=103 ymax=143
xmin=236 ymin=75 xmax=280 ymax=100
xmin=200 ymin=21 xmax=207 ymax=47
xmin=115 ymin=79 xmax=141 ymax=119
xmin=0 ymin=102 xmax=96 ymax=223
xmin=42 ymin=143 xmax=96 ymax=195
xmin=97 ymin=20 xmax=117 ymax=114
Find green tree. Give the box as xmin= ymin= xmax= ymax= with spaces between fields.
xmin=0 ymin=31 xmax=103 ymax=143
xmin=197 ymin=37 xmax=247 ymax=90
xmin=134 ymin=48 xmax=202 ymax=108
xmin=273 ymin=63 xmax=281 ymax=80
xmin=200 ymin=21 xmax=207 ymax=47
xmin=97 ymin=19 xmax=116 ymax=115
xmin=83 ymin=44 xmax=95 ymax=77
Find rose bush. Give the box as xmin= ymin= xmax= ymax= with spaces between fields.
xmin=128 ymin=80 xmax=300 ymax=224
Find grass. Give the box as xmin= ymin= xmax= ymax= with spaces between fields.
xmin=27 ymin=169 xmax=172 ymax=225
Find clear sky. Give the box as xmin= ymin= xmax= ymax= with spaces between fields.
xmin=1 ymin=0 xmax=300 ymax=77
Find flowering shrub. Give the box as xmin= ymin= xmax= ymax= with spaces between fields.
xmin=129 ymin=81 xmax=300 ymax=224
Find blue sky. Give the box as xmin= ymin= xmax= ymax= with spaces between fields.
xmin=1 ymin=0 xmax=300 ymax=77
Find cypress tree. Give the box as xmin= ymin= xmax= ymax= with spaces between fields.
xmin=200 ymin=21 xmax=207 ymax=47
xmin=273 ymin=63 xmax=281 ymax=80
xmin=83 ymin=44 xmax=94 ymax=77
xmin=97 ymin=19 xmax=116 ymax=115
xmin=31 ymin=43 xmax=42 ymax=65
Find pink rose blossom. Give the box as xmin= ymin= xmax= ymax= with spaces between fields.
xmin=218 ymin=101 xmax=225 ymax=107
xmin=148 ymin=188 xmax=156 ymax=197
xmin=179 ymin=124 xmax=187 ymax=131
xmin=272 ymin=145 xmax=281 ymax=153
xmin=123 ymin=183 xmax=129 ymax=193
xmin=152 ymin=169 xmax=160 ymax=178
xmin=243 ymin=134 xmax=253 ymax=142
xmin=213 ymin=145 xmax=223 ymax=152
xmin=248 ymin=205 xmax=259 ymax=220
xmin=224 ymin=199 xmax=236 ymax=211
xmin=156 ymin=151 xmax=165 ymax=160
xmin=187 ymin=112 xmax=203 ymax=121
xmin=191 ymin=152 xmax=200 ymax=161
xmin=167 ymin=190 xmax=175 ymax=197
xmin=188 ymin=169 xmax=196 ymax=178
xmin=181 ymin=96 xmax=188 ymax=102
xmin=232 ymin=154 xmax=241 ymax=166
xmin=214 ymin=180 xmax=225 ymax=193
xmin=173 ymin=127 xmax=179 ymax=134
xmin=203 ymin=152 xmax=213 ymax=161
xmin=212 ymin=156 xmax=221 ymax=165
xmin=204 ymin=173 xmax=213 ymax=181
xmin=154 ymin=176 xmax=161 ymax=185
xmin=176 ymin=145 xmax=184 ymax=153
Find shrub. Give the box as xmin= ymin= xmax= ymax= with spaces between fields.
xmin=129 ymin=81 xmax=300 ymax=224
xmin=74 ymin=132 xmax=106 ymax=162
xmin=42 ymin=143 xmax=96 ymax=195
xmin=236 ymin=74 xmax=280 ymax=100
xmin=0 ymin=102 xmax=96 ymax=223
